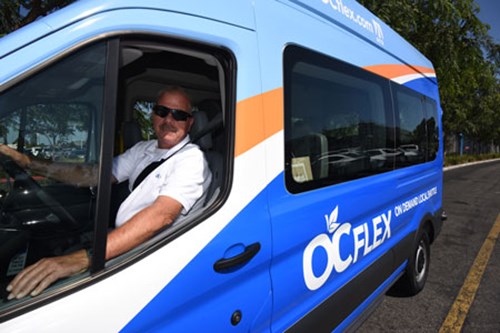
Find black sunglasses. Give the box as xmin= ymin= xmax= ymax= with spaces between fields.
xmin=152 ymin=105 xmax=192 ymax=121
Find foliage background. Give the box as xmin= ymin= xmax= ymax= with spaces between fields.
xmin=0 ymin=0 xmax=73 ymax=34
xmin=357 ymin=0 xmax=499 ymax=153
xmin=2 ymin=0 xmax=499 ymax=153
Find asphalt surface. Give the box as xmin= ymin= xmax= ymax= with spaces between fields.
xmin=358 ymin=159 xmax=500 ymax=332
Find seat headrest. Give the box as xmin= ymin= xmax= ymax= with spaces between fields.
xmin=122 ymin=120 xmax=142 ymax=151
xmin=191 ymin=110 xmax=212 ymax=149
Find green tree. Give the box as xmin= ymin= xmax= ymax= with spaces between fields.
xmin=358 ymin=0 xmax=500 ymax=153
xmin=0 ymin=0 xmax=75 ymax=36
xmin=134 ymin=101 xmax=156 ymax=140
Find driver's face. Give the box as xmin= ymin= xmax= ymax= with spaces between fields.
xmin=152 ymin=92 xmax=193 ymax=149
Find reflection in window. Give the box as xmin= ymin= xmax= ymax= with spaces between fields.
xmin=395 ymin=89 xmax=426 ymax=167
xmin=2 ymin=104 xmax=91 ymax=164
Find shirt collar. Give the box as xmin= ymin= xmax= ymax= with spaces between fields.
xmin=145 ymin=134 xmax=191 ymax=158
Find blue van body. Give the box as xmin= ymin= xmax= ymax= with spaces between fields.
xmin=0 ymin=1 xmax=443 ymax=332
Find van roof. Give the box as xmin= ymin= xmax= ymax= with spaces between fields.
xmin=0 ymin=0 xmax=256 ymax=59
xmin=0 ymin=0 xmax=433 ymax=72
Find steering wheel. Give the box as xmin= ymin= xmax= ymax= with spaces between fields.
xmin=0 ymin=153 xmax=80 ymax=230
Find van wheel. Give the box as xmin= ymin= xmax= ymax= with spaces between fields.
xmin=389 ymin=229 xmax=430 ymax=297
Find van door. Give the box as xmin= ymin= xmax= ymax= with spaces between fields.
xmin=0 ymin=4 xmax=273 ymax=332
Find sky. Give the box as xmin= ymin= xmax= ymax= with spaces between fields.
xmin=474 ymin=0 xmax=500 ymax=44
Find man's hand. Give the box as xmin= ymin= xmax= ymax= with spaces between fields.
xmin=0 ymin=144 xmax=31 ymax=168
xmin=6 ymin=249 xmax=90 ymax=300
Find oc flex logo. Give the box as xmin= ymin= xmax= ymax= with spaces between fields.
xmin=302 ymin=206 xmax=392 ymax=290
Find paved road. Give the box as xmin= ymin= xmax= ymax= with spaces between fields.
xmin=358 ymin=160 xmax=500 ymax=332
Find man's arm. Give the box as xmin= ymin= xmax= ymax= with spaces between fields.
xmin=6 ymin=195 xmax=182 ymax=300
xmin=105 ymin=195 xmax=182 ymax=259
xmin=0 ymin=143 xmax=104 ymax=187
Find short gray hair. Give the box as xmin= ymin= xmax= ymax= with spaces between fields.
xmin=156 ymin=86 xmax=192 ymax=111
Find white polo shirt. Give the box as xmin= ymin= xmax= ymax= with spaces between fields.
xmin=112 ymin=135 xmax=212 ymax=227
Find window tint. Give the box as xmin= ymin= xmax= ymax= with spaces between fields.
xmin=0 ymin=42 xmax=105 ymax=308
xmin=284 ymin=46 xmax=393 ymax=193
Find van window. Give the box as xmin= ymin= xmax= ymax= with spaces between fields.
xmin=284 ymin=45 xmax=440 ymax=194
xmin=393 ymin=83 xmax=439 ymax=167
xmin=0 ymin=42 xmax=105 ymax=308
xmin=425 ymin=99 xmax=439 ymax=161
xmin=284 ymin=45 xmax=393 ymax=193
xmin=394 ymin=87 xmax=427 ymax=167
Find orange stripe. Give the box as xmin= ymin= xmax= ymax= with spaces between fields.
xmin=234 ymin=65 xmax=435 ymax=156
xmin=363 ymin=64 xmax=435 ymax=79
xmin=263 ymin=87 xmax=284 ymax=138
xmin=234 ymin=88 xmax=284 ymax=157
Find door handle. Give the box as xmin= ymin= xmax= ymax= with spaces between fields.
xmin=213 ymin=242 xmax=261 ymax=273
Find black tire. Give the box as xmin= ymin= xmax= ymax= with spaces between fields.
xmin=389 ymin=228 xmax=430 ymax=297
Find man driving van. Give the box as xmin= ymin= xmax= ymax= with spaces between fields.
xmin=0 ymin=86 xmax=212 ymax=300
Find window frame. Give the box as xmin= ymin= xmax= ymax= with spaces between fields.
xmin=90 ymin=38 xmax=120 ymax=273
